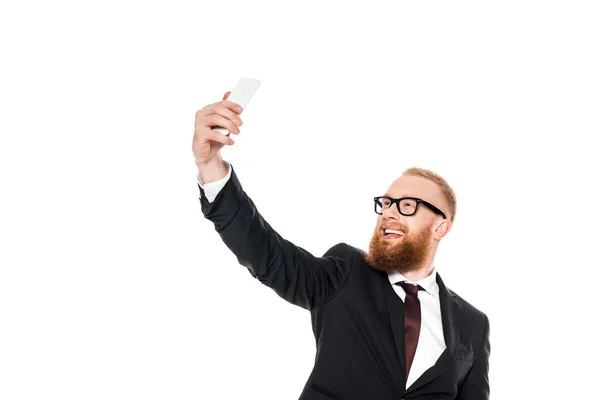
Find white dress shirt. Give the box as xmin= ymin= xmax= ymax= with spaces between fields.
xmin=197 ymin=163 xmax=447 ymax=389
xmin=387 ymin=270 xmax=446 ymax=389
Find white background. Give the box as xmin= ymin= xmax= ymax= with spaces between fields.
xmin=1 ymin=1 xmax=599 ymax=399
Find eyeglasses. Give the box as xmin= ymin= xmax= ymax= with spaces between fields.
xmin=373 ymin=196 xmax=447 ymax=219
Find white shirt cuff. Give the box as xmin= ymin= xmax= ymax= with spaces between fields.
xmin=197 ymin=162 xmax=233 ymax=203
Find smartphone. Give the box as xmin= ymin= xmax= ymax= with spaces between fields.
xmin=213 ymin=77 xmax=261 ymax=136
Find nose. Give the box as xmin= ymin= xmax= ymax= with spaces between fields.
xmin=382 ymin=203 xmax=401 ymax=219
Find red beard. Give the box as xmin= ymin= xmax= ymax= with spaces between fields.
xmin=364 ymin=223 xmax=433 ymax=274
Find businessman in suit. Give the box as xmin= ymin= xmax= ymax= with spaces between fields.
xmin=193 ymin=92 xmax=490 ymax=399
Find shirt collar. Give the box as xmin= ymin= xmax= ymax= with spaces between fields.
xmin=387 ymin=268 xmax=438 ymax=296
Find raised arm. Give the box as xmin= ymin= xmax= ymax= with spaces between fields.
xmin=193 ymin=92 xmax=352 ymax=310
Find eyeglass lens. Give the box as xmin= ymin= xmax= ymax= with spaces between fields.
xmin=376 ymin=198 xmax=417 ymax=215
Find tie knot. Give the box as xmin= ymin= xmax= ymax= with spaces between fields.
xmin=397 ymin=281 xmax=422 ymax=295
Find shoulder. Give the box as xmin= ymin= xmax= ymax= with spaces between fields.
xmin=322 ymin=243 xmax=383 ymax=284
xmin=447 ymin=287 xmax=490 ymax=333
xmin=450 ymin=289 xmax=486 ymax=316
xmin=323 ymin=242 xmax=360 ymax=256
xmin=323 ymin=242 xmax=367 ymax=263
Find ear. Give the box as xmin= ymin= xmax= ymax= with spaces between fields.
xmin=433 ymin=219 xmax=452 ymax=240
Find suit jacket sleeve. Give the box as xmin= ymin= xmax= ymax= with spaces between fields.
xmin=456 ymin=314 xmax=491 ymax=400
xmin=197 ymin=162 xmax=233 ymax=203
xmin=199 ymin=165 xmax=353 ymax=311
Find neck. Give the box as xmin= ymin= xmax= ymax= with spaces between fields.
xmin=401 ymin=263 xmax=435 ymax=282
xmin=402 ymin=244 xmax=438 ymax=281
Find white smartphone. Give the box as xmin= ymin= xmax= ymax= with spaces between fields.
xmin=213 ymin=77 xmax=261 ymax=136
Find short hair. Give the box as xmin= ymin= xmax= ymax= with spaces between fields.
xmin=402 ymin=167 xmax=457 ymax=223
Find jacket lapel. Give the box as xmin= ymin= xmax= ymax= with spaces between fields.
xmin=383 ymin=279 xmax=407 ymax=392
xmin=437 ymin=272 xmax=460 ymax=357
xmin=403 ymin=272 xmax=462 ymax=395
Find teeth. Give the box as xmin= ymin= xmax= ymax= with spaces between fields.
xmin=384 ymin=229 xmax=404 ymax=235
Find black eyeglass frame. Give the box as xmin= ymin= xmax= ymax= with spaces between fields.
xmin=373 ymin=196 xmax=447 ymax=220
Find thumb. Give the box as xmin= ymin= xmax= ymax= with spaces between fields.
xmin=223 ymin=91 xmax=231 ymax=100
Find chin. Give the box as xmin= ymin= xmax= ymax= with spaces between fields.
xmin=364 ymin=228 xmax=432 ymax=274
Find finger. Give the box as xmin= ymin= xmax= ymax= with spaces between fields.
xmin=209 ymin=103 xmax=243 ymax=127
xmin=218 ymin=103 xmax=243 ymax=127
xmin=204 ymin=113 xmax=240 ymax=135
xmin=208 ymin=99 xmax=242 ymax=114
xmin=221 ymin=100 xmax=243 ymax=114
xmin=202 ymin=100 xmax=243 ymax=120
xmin=207 ymin=127 xmax=235 ymax=146
xmin=223 ymin=91 xmax=231 ymax=100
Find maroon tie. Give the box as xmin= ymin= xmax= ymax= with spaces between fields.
xmin=396 ymin=281 xmax=423 ymax=378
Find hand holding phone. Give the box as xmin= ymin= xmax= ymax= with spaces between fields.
xmin=213 ymin=77 xmax=261 ymax=136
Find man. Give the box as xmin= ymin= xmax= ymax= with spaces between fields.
xmin=193 ymin=91 xmax=490 ymax=400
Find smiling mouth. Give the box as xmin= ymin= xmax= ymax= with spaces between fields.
xmin=382 ymin=228 xmax=405 ymax=240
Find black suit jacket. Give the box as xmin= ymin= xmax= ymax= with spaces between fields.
xmin=199 ymin=166 xmax=490 ymax=400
